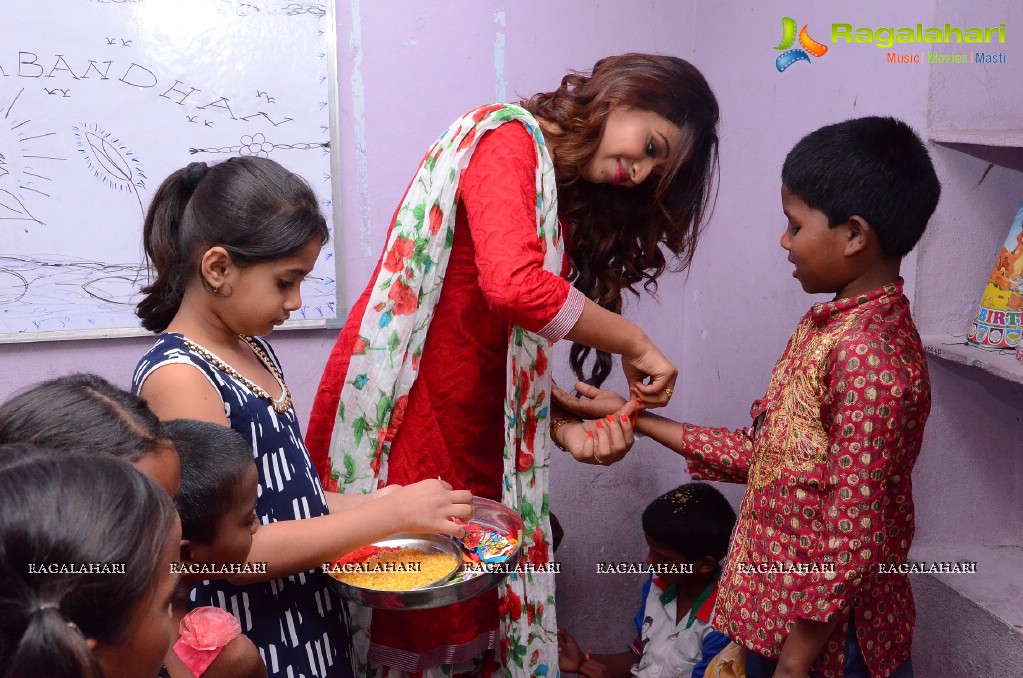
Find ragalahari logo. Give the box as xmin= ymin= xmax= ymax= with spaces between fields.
xmin=774 ymin=17 xmax=829 ymax=72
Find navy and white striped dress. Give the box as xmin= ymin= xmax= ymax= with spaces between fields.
xmin=134 ymin=333 xmax=355 ymax=678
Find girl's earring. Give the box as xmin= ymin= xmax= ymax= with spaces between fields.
xmin=202 ymin=278 xmax=224 ymax=297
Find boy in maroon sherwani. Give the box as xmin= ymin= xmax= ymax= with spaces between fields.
xmin=555 ymin=116 xmax=941 ymax=678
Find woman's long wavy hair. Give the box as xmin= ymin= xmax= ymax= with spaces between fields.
xmin=522 ymin=53 xmax=720 ymax=385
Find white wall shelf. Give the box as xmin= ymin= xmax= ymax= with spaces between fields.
xmin=928 ymin=130 xmax=1023 ymax=148
xmin=922 ymin=334 xmax=1023 ymax=385
xmin=926 ymin=135 xmax=1023 ymax=173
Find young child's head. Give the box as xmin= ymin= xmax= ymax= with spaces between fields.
xmin=780 ymin=116 xmax=940 ymax=295
xmin=641 ymin=482 xmax=737 ymax=585
xmin=0 ymin=441 xmax=64 ymax=470
xmin=166 ymin=419 xmax=259 ymax=577
xmin=0 ymin=373 xmax=180 ymax=497
xmin=0 ymin=452 xmax=180 ymax=678
xmin=136 ymin=156 xmax=329 ymax=335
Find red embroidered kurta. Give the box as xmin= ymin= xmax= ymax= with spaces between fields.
xmin=306 ymin=122 xmax=581 ymax=670
xmin=678 ymin=280 xmax=929 ymax=678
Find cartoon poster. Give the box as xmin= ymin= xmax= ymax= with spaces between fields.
xmin=969 ymin=201 xmax=1023 ymax=349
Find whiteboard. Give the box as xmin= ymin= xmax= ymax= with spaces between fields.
xmin=0 ymin=0 xmax=340 ymax=342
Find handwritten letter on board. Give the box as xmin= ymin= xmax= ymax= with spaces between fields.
xmin=0 ymin=0 xmax=337 ymax=339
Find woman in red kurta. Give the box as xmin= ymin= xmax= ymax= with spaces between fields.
xmin=307 ymin=54 xmax=721 ymax=676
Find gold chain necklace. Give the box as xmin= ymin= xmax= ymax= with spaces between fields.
xmin=180 ymin=335 xmax=293 ymax=414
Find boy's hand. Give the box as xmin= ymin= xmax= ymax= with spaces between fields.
xmin=774 ymin=617 xmax=838 ymax=678
xmin=391 ymin=479 xmax=473 ymax=538
xmin=557 ymin=629 xmax=584 ymax=673
xmin=554 ymin=382 xmax=629 ymax=419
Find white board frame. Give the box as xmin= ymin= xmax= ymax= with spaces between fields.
xmin=0 ymin=0 xmax=344 ymax=343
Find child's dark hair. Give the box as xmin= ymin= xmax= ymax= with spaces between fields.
xmin=0 ymin=454 xmax=177 ymax=678
xmin=167 ymin=419 xmax=255 ymax=544
xmin=136 ymin=156 xmax=330 ymax=332
xmin=642 ymin=482 xmax=736 ymax=561
xmin=781 ymin=116 xmax=941 ymax=259
xmin=0 ymin=373 xmax=169 ymax=461
xmin=0 ymin=442 xmax=67 ymax=471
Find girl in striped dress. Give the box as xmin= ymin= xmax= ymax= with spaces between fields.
xmin=133 ymin=156 xmax=473 ymax=678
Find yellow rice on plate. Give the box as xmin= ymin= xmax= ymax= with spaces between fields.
xmin=328 ymin=546 xmax=457 ymax=591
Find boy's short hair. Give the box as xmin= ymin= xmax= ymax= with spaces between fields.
xmin=781 ymin=116 xmax=941 ymax=259
xmin=166 ymin=419 xmax=255 ymax=544
xmin=642 ymin=482 xmax=736 ymax=561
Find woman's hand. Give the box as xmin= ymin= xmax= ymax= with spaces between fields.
xmin=389 ymin=479 xmax=473 ymax=538
xmin=557 ymin=630 xmax=585 ymax=674
xmin=558 ymin=400 xmax=637 ymax=466
xmin=621 ymin=338 xmax=677 ymax=408
xmin=564 ymin=302 xmax=676 ymax=408
xmin=553 ymin=382 xmax=629 ymax=419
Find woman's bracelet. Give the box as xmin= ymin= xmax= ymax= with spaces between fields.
xmin=549 ymin=415 xmax=578 ymax=452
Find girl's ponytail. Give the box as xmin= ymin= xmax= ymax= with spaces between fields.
xmin=135 ymin=157 xmax=326 ymax=334
xmin=136 ymin=162 xmax=209 ymax=332
xmin=3 ymin=604 xmax=103 ymax=678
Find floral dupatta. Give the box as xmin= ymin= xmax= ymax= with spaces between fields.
xmin=327 ymin=103 xmax=560 ymax=678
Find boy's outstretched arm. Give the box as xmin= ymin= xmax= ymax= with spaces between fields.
xmin=554 ymin=382 xmax=755 ymax=483
xmin=631 ymin=409 xmax=686 ymax=454
xmin=639 ymin=412 xmax=754 ymax=484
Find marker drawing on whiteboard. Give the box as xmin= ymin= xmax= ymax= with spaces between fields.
xmin=4 ymin=0 xmax=337 ymax=336
xmin=188 ymin=133 xmax=328 ymax=156
xmin=0 ymin=266 xmax=29 ymax=304
xmin=240 ymin=112 xmax=293 ymax=126
xmin=4 ymin=54 xmax=300 ymax=126
xmin=72 ymin=122 xmax=147 ymax=215
xmin=0 ymin=190 xmax=42 ymax=225
xmin=1 ymin=88 xmax=62 ymax=226
xmin=219 ymin=2 xmax=326 ymax=18
xmin=282 ymin=3 xmax=326 ymax=18
xmin=0 ymin=255 xmax=147 ymax=332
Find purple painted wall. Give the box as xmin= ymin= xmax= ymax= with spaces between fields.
xmin=2 ymin=0 xmax=1021 ymax=669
